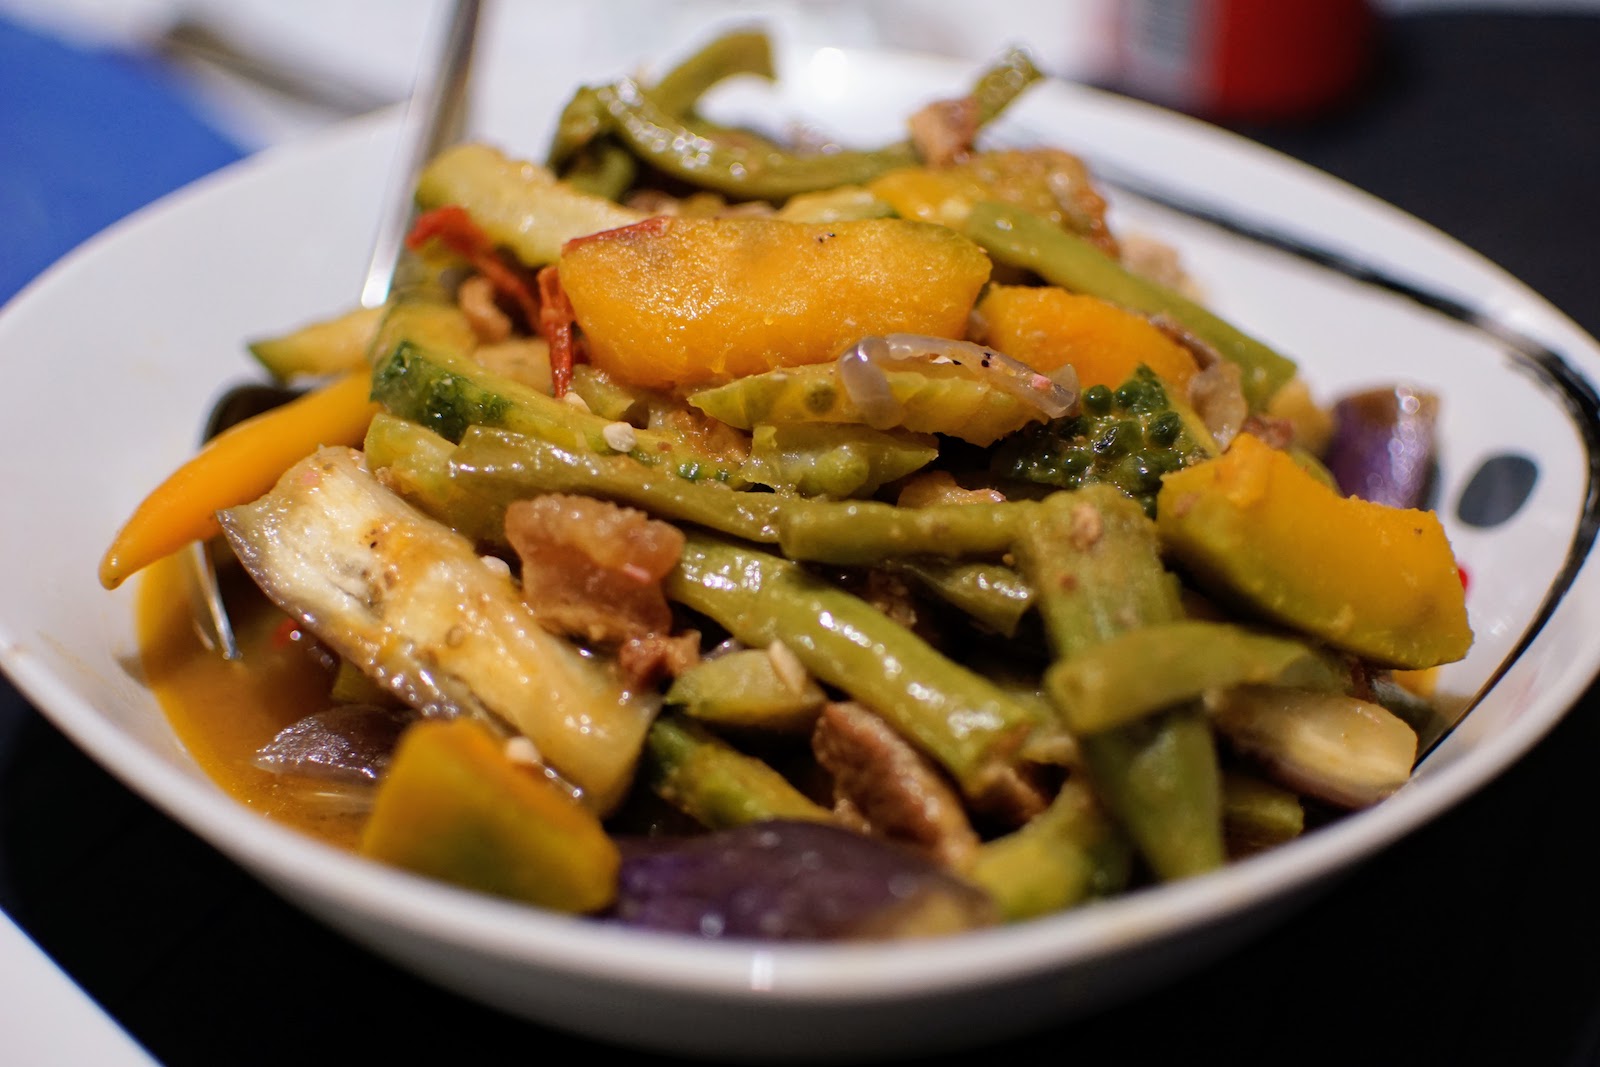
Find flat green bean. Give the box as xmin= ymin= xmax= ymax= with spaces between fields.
xmin=645 ymin=715 xmax=833 ymax=829
xmin=593 ymin=80 xmax=919 ymax=202
xmin=1012 ymin=486 xmax=1225 ymax=882
xmin=667 ymin=533 xmax=1058 ymax=805
xmin=893 ymin=560 xmax=1035 ymax=639
xmin=776 ymin=498 xmax=1033 ymax=565
xmin=1045 ymin=620 xmax=1348 ymax=735
xmin=968 ymin=780 xmax=1130 ymax=921
xmin=451 ymin=426 xmax=783 ymax=544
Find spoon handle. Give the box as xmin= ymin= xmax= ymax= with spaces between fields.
xmin=360 ymin=0 xmax=484 ymax=310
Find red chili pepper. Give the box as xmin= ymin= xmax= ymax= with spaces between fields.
xmin=537 ymin=265 xmax=578 ymax=398
xmin=560 ymin=214 xmax=673 ymax=255
xmin=1457 ymin=562 xmax=1470 ymax=594
xmin=406 ymin=205 xmax=541 ymax=336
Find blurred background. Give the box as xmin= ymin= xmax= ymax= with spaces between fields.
xmin=3 ymin=2 xmax=1599 ymax=1065
xmin=7 ymin=0 xmax=1597 ymax=149
xmin=5 ymin=0 xmax=1597 ymax=327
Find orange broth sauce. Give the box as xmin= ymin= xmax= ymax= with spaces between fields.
xmin=135 ymin=552 xmax=369 ymax=850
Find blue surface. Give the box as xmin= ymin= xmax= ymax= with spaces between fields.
xmin=0 ymin=15 xmax=245 ymax=304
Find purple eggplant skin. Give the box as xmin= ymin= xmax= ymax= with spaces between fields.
xmin=609 ymin=820 xmax=999 ymax=941
xmin=1322 ymin=385 xmax=1440 ymax=509
xmin=253 ymin=704 xmax=416 ymax=784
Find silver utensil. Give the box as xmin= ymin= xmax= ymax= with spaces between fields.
xmin=190 ymin=0 xmax=483 ymax=659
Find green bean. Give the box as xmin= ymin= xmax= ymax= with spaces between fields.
xmin=667 ymin=533 xmax=1057 ymax=804
xmin=587 ymin=44 xmax=1047 ymax=204
xmin=567 ymin=364 xmax=651 ymax=424
xmin=1010 ymin=486 xmax=1181 ymax=657
xmin=592 ymin=80 xmax=918 ymax=202
xmin=1078 ymin=707 xmax=1223 ymax=881
xmin=362 ymin=413 xmax=506 ymax=543
xmin=741 ymin=422 xmax=938 ymax=499
xmin=968 ymin=780 xmax=1130 ymax=921
xmin=559 ymin=141 xmax=638 ymax=202
xmin=776 ymin=498 xmax=1034 ymax=565
xmin=892 ymin=559 xmax=1035 ymax=639
xmin=546 ymin=85 xmax=608 ymax=172
xmin=664 ymin=648 xmax=826 ymax=733
xmin=451 ymin=426 xmax=784 ymax=544
xmin=969 ymin=47 xmax=1045 ymax=125
xmin=646 ymin=29 xmax=774 ymax=119
xmin=1222 ymin=770 xmax=1305 ymax=858
xmin=1045 ymin=620 xmax=1348 ymax=735
xmin=549 ymin=31 xmax=775 ymax=195
xmin=964 ymin=200 xmax=1297 ymax=410
xmin=1012 ymin=486 xmax=1224 ymax=882
xmin=645 ymin=716 xmax=833 ymax=830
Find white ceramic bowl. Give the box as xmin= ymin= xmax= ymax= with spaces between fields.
xmin=3 ymin=43 xmax=1599 ymax=1062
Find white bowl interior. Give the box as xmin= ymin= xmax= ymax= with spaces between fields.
xmin=3 ymin=42 xmax=1600 ymax=1061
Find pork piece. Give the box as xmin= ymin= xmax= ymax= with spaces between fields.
xmin=1238 ymin=412 xmax=1296 ymax=452
xmin=646 ymin=402 xmax=751 ymax=467
xmin=505 ymin=494 xmax=685 ymax=647
xmin=618 ymin=630 xmax=703 ymax=690
xmin=458 ymin=273 xmax=512 ymax=343
xmin=908 ymin=95 xmax=980 ymax=167
xmin=812 ymin=701 xmax=980 ymax=870
xmin=977 ymin=762 xmax=1054 ymax=826
xmin=217 ymin=447 xmax=653 ymax=813
xmin=1119 ymin=231 xmax=1204 ymax=301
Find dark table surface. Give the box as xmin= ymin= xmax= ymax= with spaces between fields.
xmin=3 ymin=10 xmax=1599 ymax=1065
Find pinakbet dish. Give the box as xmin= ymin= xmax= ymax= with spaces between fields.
xmin=3 ymin=32 xmax=1599 ymax=1062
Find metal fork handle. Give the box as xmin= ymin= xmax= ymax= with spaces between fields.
xmin=192 ymin=0 xmax=482 ymax=660
xmin=359 ymin=0 xmax=483 ymax=310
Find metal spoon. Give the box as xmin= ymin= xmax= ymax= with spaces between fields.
xmin=190 ymin=0 xmax=483 ymax=659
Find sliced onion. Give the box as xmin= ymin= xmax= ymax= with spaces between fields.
xmin=835 ymin=335 xmax=905 ymax=428
xmin=836 ymin=334 xmax=1079 ymax=423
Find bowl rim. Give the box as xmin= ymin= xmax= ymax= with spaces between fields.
xmin=5 ymin=43 xmax=1600 ymax=1007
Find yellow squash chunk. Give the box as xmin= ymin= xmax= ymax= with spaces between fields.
xmin=98 ymin=369 xmax=380 ymax=590
xmin=558 ymin=216 xmax=991 ymax=390
xmin=247 ymin=304 xmax=384 ymax=382
xmin=360 ymin=719 xmax=620 ymax=913
xmin=1157 ymin=433 xmax=1471 ymax=668
xmin=974 ymin=284 xmax=1199 ymax=393
xmin=869 ymin=166 xmax=987 ymax=230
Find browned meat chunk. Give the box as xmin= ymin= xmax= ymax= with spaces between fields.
xmin=618 ymin=630 xmax=703 ymax=690
xmin=812 ymin=701 xmax=980 ymax=870
xmin=505 ymin=494 xmax=685 ymax=646
xmin=909 ymin=95 xmax=980 ymax=168
xmin=458 ymin=273 xmax=513 ymax=344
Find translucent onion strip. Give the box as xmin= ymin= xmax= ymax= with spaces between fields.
xmin=836 ymin=334 xmax=1080 ymax=427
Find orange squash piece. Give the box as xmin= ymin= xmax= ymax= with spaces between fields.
xmin=974 ymin=284 xmax=1199 ymax=393
xmin=360 ymin=718 xmax=620 ymax=913
xmin=558 ymin=216 xmax=991 ymax=390
xmin=1156 ymin=433 xmax=1472 ymax=669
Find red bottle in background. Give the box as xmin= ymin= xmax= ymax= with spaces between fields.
xmin=1113 ymin=0 xmax=1379 ymax=123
